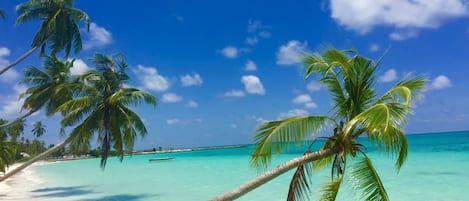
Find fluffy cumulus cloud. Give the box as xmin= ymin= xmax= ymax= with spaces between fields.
xmin=180 ymin=73 xmax=203 ymax=87
xmin=278 ymin=109 xmax=309 ymax=119
xmin=241 ymin=75 xmax=265 ymax=95
xmin=162 ymin=93 xmax=182 ymax=103
xmin=276 ymin=40 xmax=308 ymax=65
xmin=329 ymin=0 xmax=469 ymax=35
xmin=307 ymin=81 xmax=322 ymax=92
xmin=293 ymin=94 xmax=318 ymax=109
xmin=0 ymin=85 xmax=30 ymax=118
xmin=166 ymin=118 xmax=180 ymax=125
xmin=389 ymin=30 xmax=419 ymax=41
xmin=185 ymin=100 xmax=198 ymax=108
xmin=221 ymin=46 xmax=239 ymax=58
xmin=428 ymin=75 xmax=452 ymax=90
xmin=0 ymin=47 xmax=20 ymax=83
xmin=378 ymin=69 xmax=398 ymax=83
xmin=83 ymin=23 xmax=113 ymax=50
xmin=244 ymin=60 xmax=257 ymax=71
xmin=224 ymin=90 xmax=245 ymax=98
xmin=133 ymin=65 xmax=170 ymax=92
xmin=70 ymin=59 xmax=91 ymax=75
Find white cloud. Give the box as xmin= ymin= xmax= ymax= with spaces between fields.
xmin=133 ymin=65 xmax=170 ymax=92
xmin=0 ymin=85 xmax=30 ymax=119
xmin=0 ymin=47 xmax=19 ymax=83
xmin=248 ymin=20 xmax=269 ymax=33
xmin=83 ymin=23 xmax=112 ymax=50
xmin=276 ymin=40 xmax=308 ymax=65
xmin=428 ymin=75 xmax=452 ymax=90
xmin=185 ymin=100 xmax=198 ymax=108
xmin=278 ymin=109 xmax=309 ymax=119
xmin=0 ymin=47 xmax=10 ymax=57
xmin=231 ymin=124 xmax=238 ymax=128
xmin=330 ymin=0 xmax=469 ymax=34
xmin=258 ymin=31 xmax=272 ymax=38
xmin=293 ymin=94 xmax=318 ymax=109
xmin=241 ymin=75 xmax=265 ymax=95
xmin=378 ymin=69 xmax=398 ymax=83
xmin=70 ymin=59 xmax=91 ymax=75
xmin=220 ymin=46 xmax=239 ymax=58
xmin=162 ymin=93 xmax=182 ymax=103
xmin=180 ymin=73 xmax=203 ymax=87
xmin=307 ymin=81 xmax=322 ymax=92
xmin=369 ymin=43 xmax=380 ymax=52
xmin=244 ymin=60 xmax=257 ymax=71
xmin=245 ymin=36 xmax=258 ymax=45
xmin=224 ymin=90 xmax=245 ymax=98
xmin=389 ymin=30 xmax=419 ymax=41
xmin=293 ymin=94 xmax=312 ymax=104
xmin=166 ymin=118 xmax=180 ymax=125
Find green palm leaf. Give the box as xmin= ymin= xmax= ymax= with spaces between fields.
xmin=251 ymin=116 xmax=330 ymax=168
xmin=349 ymin=153 xmax=389 ymax=201
xmin=317 ymin=176 xmax=343 ymax=201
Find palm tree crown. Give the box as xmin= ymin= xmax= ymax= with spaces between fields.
xmin=21 ymin=56 xmax=75 ymax=116
xmin=251 ymin=48 xmax=426 ymax=201
xmin=58 ymin=53 xmax=157 ymax=168
xmin=32 ymin=121 xmax=46 ymax=138
xmin=16 ymin=0 xmax=90 ymax=57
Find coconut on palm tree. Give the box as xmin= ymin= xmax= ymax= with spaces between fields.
xmin=32 ymin=121 xmax=46 ymax=138
xmin=210 ymin=48 xmax=426 ymax=201
xmin=0 ymin=0 xmax=90 ymax=75
xmin=58 ymin=53 xmax=157 ymax=168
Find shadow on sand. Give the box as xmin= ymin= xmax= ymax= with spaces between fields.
xmin=31 ymin=185 xmax=95 ymax=198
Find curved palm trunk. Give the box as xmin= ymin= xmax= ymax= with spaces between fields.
xmin=208 ymin=146 xmax=339 ymax=201
xmin=0 ymin=110 xmax=37 ymax=129
xmin=0 ymin=46 xmax=39 ymax=76
xmin=0 ymin=135 xmax=72 ymax=182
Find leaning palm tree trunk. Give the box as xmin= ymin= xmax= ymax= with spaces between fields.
xmin=0 ymin=110 xmax=36 ymax=129
xmin=0 ymin=46 xmax=39 ymax=75
xmin=0 ymin=135 xmax=72 ymax=182
xmin=208 ymin=147 xmax=339 ymax=201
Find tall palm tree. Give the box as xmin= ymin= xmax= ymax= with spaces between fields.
xmin=210 ymin=48 xmax=426 ymax=201
xmin=58 ymin=53 xmax=157 ymax=168
xmin=0 ymin=56 xmax=74 ymax=129
xmin=0 ymin=0 xmax=90 ymax=75
xmin=32 ymin=121 xmax=46 ymax=138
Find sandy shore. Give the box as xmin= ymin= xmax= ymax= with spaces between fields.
xmin=0 ymin=162 xmax=45 ymax=200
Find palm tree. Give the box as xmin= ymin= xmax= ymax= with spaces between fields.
xmin=0 ymin=53 xmax=156 ymax=182
xmin=0 ymin=119 xmax=15 ymax=173
xmin=0 ymin=56 xmax=75 ymax=129
xmin=210 ymin=48 xmax=426 ymax=201
xmin=58 ymin=53 xmax=157 ymax=168
xmin=32 ymin=121 xmax=46 ymax=138
xmin=0 ymin=0 xmax=90 ymax=75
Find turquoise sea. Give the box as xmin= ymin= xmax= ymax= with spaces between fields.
xmin=1 ymin=131 xmax=469 ymax=201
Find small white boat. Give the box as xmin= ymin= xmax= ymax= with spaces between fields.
xmin=148 ymin=157 xmax=174 ymax=162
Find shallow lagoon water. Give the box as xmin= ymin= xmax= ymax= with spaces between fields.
xmin=1 ymin=131 xmax=468 ymax=201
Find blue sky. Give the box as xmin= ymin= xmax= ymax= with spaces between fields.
xmin=0 ymin=0 xmax=469 ymax=149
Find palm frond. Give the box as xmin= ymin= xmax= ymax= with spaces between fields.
xmin=367 ymin=124 xmax=408 ymax=170
xmin=349 ymin=153 xmax=389 ymax=201
xmin=287 ymin=154 xmax=313 ymax=201
xmin=251 ymin=116 xmax=330 ymax=168
xmin=375 ymin=76 xmax=427 ymax=106
xmin=316 ymin=176 xmax=343 ymax=201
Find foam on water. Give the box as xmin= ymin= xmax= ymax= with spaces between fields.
xmin=1 ymin=131 xmax=469 ymax=201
